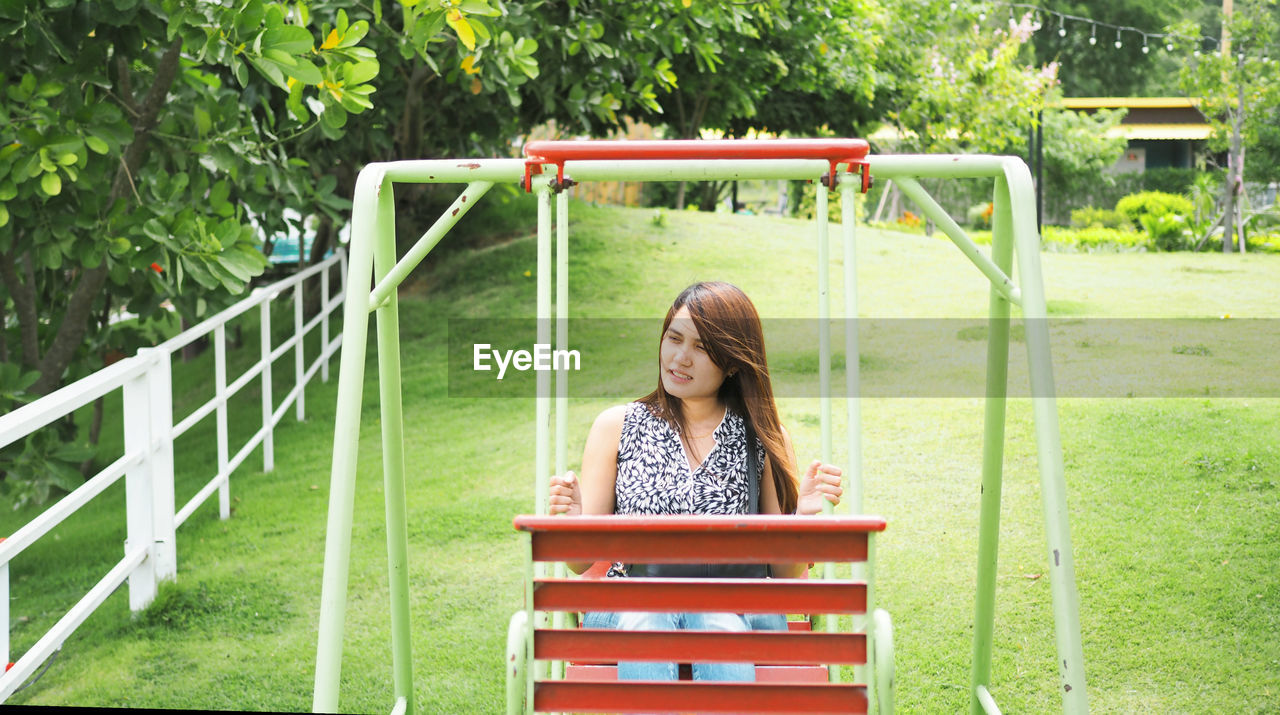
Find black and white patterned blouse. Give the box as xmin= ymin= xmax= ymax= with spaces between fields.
xmin=607 ymin=401 xmax=763 ymax=577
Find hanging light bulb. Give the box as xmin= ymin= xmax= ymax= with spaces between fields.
xmin=1142 ymin=36 xmax=1150 ymax=54
xmin=1089 ymin=25 xmax=1097 ymax=46
xmin=1166 ymin=37 xmax=1175 ymax=52
xmin=950 ymin=1 xmax=957 ymax=11
xmin=1115 ymin=28 xmax=1123 ymax=49
xmin=1058 ymin=17 xmax=1067 ymax=37
xmin=978 ymin=10 xmax=986 ymax=21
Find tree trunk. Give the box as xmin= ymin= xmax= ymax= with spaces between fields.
xmin=1221 ymin=65 xmax=1247 ymax=253
xmin=675 ymin=181 xmax=687 ymax=210
xmin=30 ymin=38 xmax=185 ymax=396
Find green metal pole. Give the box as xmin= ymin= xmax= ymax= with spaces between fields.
xmin=839 ymin=173 xmax=862 ymax=515
xmin=550 ymin=189 xmax=570 ymax=681
xmin=969 ymin=174 xmax=1014 ymax=715
xmin=817 ymin=181 xmax=834 ymax=492
xmin=373 ymin=191 xmax=415 ymax=715
xmin=839 ymin=172 xmax=867 ymax=689
xmin=534 ymin=177 xmax=553 ymax=684
xmin=1004 ymin=160 xmax=1088 ymax=712
xmin=313 ymin=168 xmax=386 ymax=712
xmin=815 ymin=176 xmax=839 ymax=688
xmin=368 ymin=182 xmax=493 ymax=310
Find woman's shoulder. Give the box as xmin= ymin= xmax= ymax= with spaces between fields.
xmin=592 ymin=403 xmax=630 ymax=429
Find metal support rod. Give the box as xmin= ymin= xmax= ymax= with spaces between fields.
xmin=314 ymin=168 xmax=386 ymax=713
xmin=534 ymin=178 xmax=553 ymax=683
xmin=551 ymin=188 xmax=570 ymax=681
xmin=969 ymin=174 xmax=1014 ymax=715
xmin=368 ymin=181 xmax=494 ymax=310
xmin=1006 ymin=161 xmax=1089 ymax=713
xmin=840 ymin=172 xmax=868 ymax=691
xmin=893 ymin=178 xmax=1022 ymax=307
xmin=839 ymin=174 xmax=862 ymax=514
xmin=815 ymin=180 xmax=838 ymax=676
xmin=374 ymin=194 xmax=416 ymax=715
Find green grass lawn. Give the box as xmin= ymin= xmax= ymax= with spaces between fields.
xmin=4 ymin=198 xmax=1279 ymax=713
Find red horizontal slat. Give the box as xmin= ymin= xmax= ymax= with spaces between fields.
xmin=564 ymin=663 xmax=832 ymax=684
xmin=514 ymin=515 xmax=883 ymax=564
xmin=533 ymin=579 xmax=866 ymax=615
xmin=523 ymin=139 xmax=871 ymax=164
xmin=536 ymin=629 xmax=866 ymax=665
xmin=534 ymin=680 xmax=868 ymax=714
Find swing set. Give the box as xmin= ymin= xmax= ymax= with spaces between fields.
xmin=311 ymin=139 xmax=1088 ymax=714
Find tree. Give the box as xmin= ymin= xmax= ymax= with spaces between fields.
xmin=1170 ymin=0 xmax=1280 ymax=251
xmin=1027 ymin=0 xmax=1206 ymax=97
xmin=882 ymin=7 xmax=1058 ymax=156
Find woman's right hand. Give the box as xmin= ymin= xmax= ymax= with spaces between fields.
xmin=548 ymin=471 xmax=582 ymax=516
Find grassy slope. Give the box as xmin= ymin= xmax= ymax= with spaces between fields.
xmin=5 ymin=200 xmax=1278 ymax=712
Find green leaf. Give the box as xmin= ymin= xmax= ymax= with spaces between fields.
xmin=262 ymin=24 xmax=313 ymax=54
xmin=85 ymin=135 xmax=109 ymax=154
xmin=460 ymin=0 xmax=500 ymax=16
xmin=337 ymin=20 xmax=368 ymax=48
xmin=0 ymin=179 xmax=15 ymax=200
xmin=0 ymin=204 xmax=8 ymax=228
xmin=344 ymin=59 xmax=379 ymax=85
xmin=41 ymin=171 xmax=61 ymax=196
xmin=278 ymin=55 xmax=323 ymax=84
xmin=372 ymin=0 xmax=382 ymax=25
xmin=194 ymin=106 xmax=212 ymax=137
xmin=36 ymin=82 xmax=65 ymax=98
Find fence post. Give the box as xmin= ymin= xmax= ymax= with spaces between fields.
xmin=215 ymin=323 xmax=231 ymax=520
xmin=2 ymin=541 xmax=8 ymax=669
xmin=123 ymin=349 xmax=178 ymax=611
xmin=321 ymin=267 xmax=331 ymax=383
xmin=260 ymin=299 xmax=275 ymax=472
xmin=294 ymin=281 xmax=305 ymax=421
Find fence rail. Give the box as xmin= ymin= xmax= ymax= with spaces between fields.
xmin=0 ymin=249 xmax=346 ymax=701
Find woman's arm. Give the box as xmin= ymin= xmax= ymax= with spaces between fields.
xmin=547 ymin=404 xmax=624 ymax=574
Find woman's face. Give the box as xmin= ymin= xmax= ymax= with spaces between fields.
xmin=659 ymin=305 xmax=727 ymax=401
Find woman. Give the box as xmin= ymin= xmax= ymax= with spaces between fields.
xmin=547 ymin=281 xmax=844 ymax=682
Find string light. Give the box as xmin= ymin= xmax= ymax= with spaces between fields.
xmin=1114 ymin=28 xmax=1123 ymax=49
xmin=1088 ymin=24 xmax=1096 ymax=46
xmin=1057 ymin=15 xmax=1066 ymax=37
xmin=1142 ymin=35 xmax=1149 ymax=54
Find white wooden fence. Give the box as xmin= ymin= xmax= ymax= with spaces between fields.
xmin=0 ymin=250 xmax=346 ymax=700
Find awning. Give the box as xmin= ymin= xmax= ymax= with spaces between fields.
xmin=1108 ymin=123 xmax=1213 ymax=140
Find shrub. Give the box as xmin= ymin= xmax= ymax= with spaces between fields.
xmin=1070 ymin=206 xmax=1128 ymax=230
xmin=1140 ymin=213 xmax=1190 ymax=251
xmin=1115 ymin=191 xmax=1194 ymax=230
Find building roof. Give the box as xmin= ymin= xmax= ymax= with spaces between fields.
xmin=1059 ymin=97 xmax=1198 ymax=109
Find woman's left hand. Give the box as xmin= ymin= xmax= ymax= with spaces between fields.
xmin=796 ymin=460 xmax=843 ymax=515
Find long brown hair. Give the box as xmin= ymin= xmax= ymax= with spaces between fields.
xmin=639 ymin=282 xmax=798 ymax=514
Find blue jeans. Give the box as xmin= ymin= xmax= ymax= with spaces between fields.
xmin=581 ymin=611 xmax=788 ymax=681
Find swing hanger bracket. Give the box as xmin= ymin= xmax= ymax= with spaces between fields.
xmin=820 ymin=158 xmax=873 ymax=193
xmin=523 ymin=160 xmax=574 ymax=193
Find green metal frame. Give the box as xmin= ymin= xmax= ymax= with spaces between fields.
xmin=311 ymin=150 xmax=1088 ymax=714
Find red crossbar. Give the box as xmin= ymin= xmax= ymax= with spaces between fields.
xmin=533 ymin=578 xmax=866 ymax=615
xmin=523 ymin=139 xmax=869 ymax=163
xmin=515 ymin=515 xmax=884 ymax=564
xmin=536 ymin=629 xmax=866 ymax=665
xmin=534 ymin=681 xmax=868 ymax=714
xmin=519 ymin=139 xmax=874 ymax=193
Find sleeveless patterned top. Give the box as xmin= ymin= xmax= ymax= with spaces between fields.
xmin=608 ymin=401 xmax=763 ymax=577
